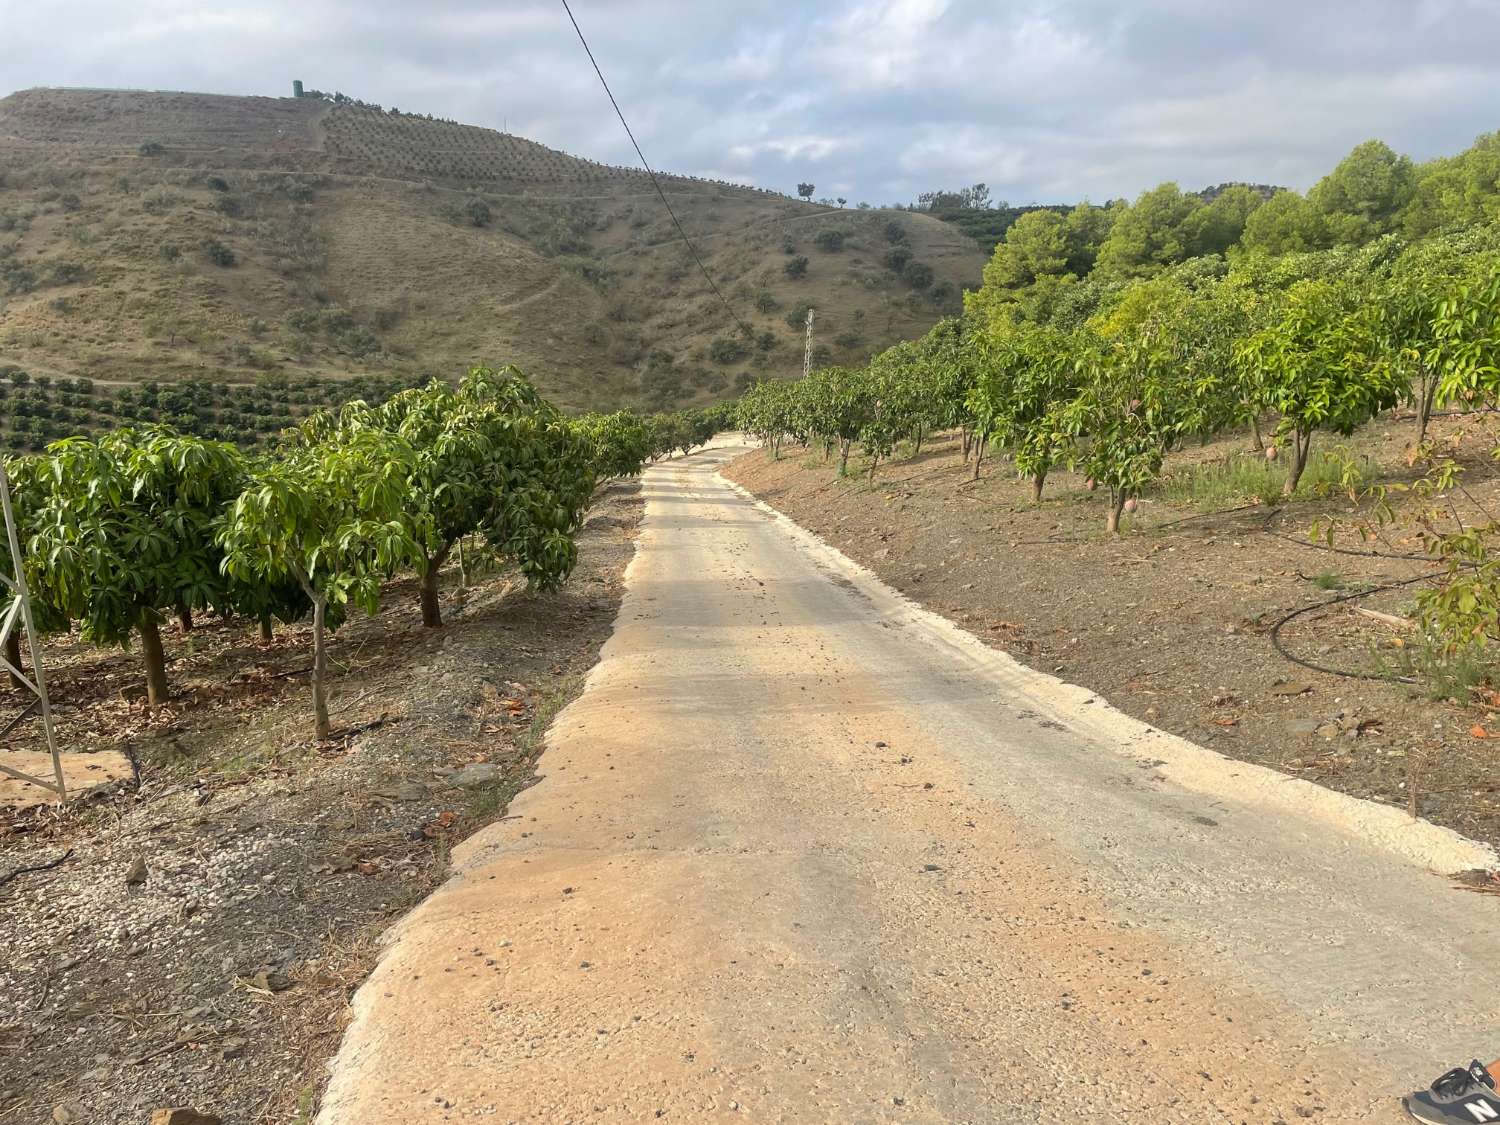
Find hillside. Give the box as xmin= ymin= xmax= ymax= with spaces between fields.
xmin=0 ymin=87 xmax=984 ymax=416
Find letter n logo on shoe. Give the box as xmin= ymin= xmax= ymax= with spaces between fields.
xmin=1467 ymin=1101 xmax=1500 ymax=1122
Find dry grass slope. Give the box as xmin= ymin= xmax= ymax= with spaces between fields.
xmin=0 ymin=88 xmax=985 ymax=415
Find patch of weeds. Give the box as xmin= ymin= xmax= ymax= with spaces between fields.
xmin=1377 ymin=636 xmax=1497 ymax=703
xmin=290 ymin=1084 xmax=316 ymax=1125
xmin=1309 ymin=571 xmax=1345 ymax=591
xmin=1156 ymin=450 xmax=1370 ymax=511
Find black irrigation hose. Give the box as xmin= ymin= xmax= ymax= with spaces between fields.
xmin=1262 ymin=523 xmax=1436 ymax=562
xmin=1267 ymin=572 xmax=1438 ymax=684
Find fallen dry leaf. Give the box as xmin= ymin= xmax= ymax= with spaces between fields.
xmin=1472 ymin=725 xmax=1489 ymax=739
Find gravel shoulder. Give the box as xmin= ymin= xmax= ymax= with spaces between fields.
xmin=0 ymin=481 xmax=643 ymax=1125
xmin=723 ymin=425 xmax=1500 ymax=855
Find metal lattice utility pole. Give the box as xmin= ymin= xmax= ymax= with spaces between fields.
xmin=803 ymin=306 xmax=816 ymax=377
xmin=0 ymin=460 xmax=64 ymax=800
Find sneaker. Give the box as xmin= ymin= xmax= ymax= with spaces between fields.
xmin=1405 ymin=1060 xmax=1500 ymax=1123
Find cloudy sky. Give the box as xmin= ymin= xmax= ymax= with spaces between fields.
xmin=5 ymin=0 xmax=1500 ymax=205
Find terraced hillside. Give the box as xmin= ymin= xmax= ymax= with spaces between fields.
xmin=0 ymin=88 xmax=984 ymax=418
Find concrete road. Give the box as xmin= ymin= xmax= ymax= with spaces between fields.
xmin=319 ymin=439 xmax=1500 ymax=1124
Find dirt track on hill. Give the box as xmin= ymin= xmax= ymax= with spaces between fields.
xmin=318 ymin=439 xmax=1500 ymax=1124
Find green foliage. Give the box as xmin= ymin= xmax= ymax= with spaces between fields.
xmin=813 ymin=229 xmax=847 ymax=252
xmin=202 ymin=238 xmax=236 ymax=267
xmin=20 ymin=427 xmax=246 ymax=705
xmin=1094 ymin=183 xmax=1204 ymax=279
xmin=465 ymin=197 xmax=493 ymax=227
xmin=902 ymin=261 xmax=934 ymax=290
xmin=784 ymin=255 xmax=808 ymax=279
xmin=1309 ymin=139 xmax=1417 ymax=246
xmin=709 ymin=336 xmax=750 ymax=364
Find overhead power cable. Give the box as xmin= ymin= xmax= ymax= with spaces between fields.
xmin=559 ymin=0 xmax=752 ymax=336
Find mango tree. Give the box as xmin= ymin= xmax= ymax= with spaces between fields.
xmin=1235 ymin=277 xmax=1405 ymax=495
xmin=967 ymin=323 xmax=1081 ymax=497
xmin=25 ymin=427 xmax=244 ymax=708
xmin=797 ymin=366 xmax=870 ymax=473
xmin=574 ymin=410 xmax=653 ymax=481
xmin=220 ymin=426 xmax=421 ymax=738
xmin=1360 ymin=233 xmax=1500 ymax=444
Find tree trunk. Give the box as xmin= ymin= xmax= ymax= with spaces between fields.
xmin=913 ymin=426 xmax=924 ymax=457
xmin=1030 ymin=468 xmax=1047 ymax=503
xmin=1250 ymin=414 xmax=1264 ymax=452
xmin=176 ymin=605 xmax=193 ymax=632
xmin=1105 ymin=489 xmax=1127 ymax=535
xmin=457 ymin=538 xmax=468 ymax=591
xmin=419 ymin=542 xmax=454 ymax=628
xmin=868 ymin=455 xmax=880 ymax=481
xmin=838 ymin=439 xmax=851 ymax=476
xmin=1417 ymin=371 xmax=1437 ymax=446
xmin=4 ymin=628 xmax=23 ymax=689
xmin=258 ymin=613 xmax=273 ymax=642
xmin=311 ymin=595 xmax=331 ymax=739
xmin=972 ymin=436 xmax=985 ymax=481
xmin=138 ymin=616 xmax=169 ymax=710
xmin=961 ymin=427 xmax=973 ymax=461
xmin=822 ymin=440 xmax=832 ymax=463
xmin=1282 ymin=428 xmax=1313 ymax=497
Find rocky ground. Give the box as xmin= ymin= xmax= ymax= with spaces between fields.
xmin=0 ymin=480 xmax=642 ymax=1125
xmin=724 ymin=420 xmax=1500 ymax=855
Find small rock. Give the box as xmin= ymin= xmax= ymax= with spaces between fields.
xmin=1288 ymin=719 xmax=1320 ymax=737
xmin=150 ymin=1111 xmax=222 ymax=1125
xmin=448 ymin=763 xmax=503 ymax=788
xmin=221 ymin=1038 xmax=246 ymax=1060
xmin=124 ymin=856 xmax=147 ymax=885
xmin=53 ymin=1104 xmax=84 ymax=1124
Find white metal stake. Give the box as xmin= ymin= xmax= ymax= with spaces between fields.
xmin=0 ymin=460 xmax=64 ymax=800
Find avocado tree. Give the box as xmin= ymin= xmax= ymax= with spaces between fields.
xmin=24 ymin=427 xmax=244 ymax=708
xmin=220 ymin=424 xmax=421 ymax=738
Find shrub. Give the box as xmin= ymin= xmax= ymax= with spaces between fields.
xmin=708 ymin=337 xmax=750 ymax=365
xmin=465 ymin=197 xmax=493 ymax=227
xmin=286 ymin=309 xmax=320 ymax=334
xmin=754 ymin=289 xmax=779 ymax=313
xmin=47 ymin=261 xmax=85 ymax=285
xmin=834 ymin=331 xmax=864 ymax=350
xmin=813 ymin=229 xmax=847 ymax=252
xmin=337 ymin=327 xmax=380 ymax=357
xmin=159 ymin=243 xmax=180 ymax=262
xmin=213 ymin=195 xmax=244 ymax=218
xmin=784 ymin=255 xmax=809 ymax=279
xmin=206 ymin=176 xmax=230 ymax=192
xmin=883 ymin=246 xmax=912 ymax=273
xmin=202 ymin=238 xmax=236 ymax=267
xmin=884 ymin=220 xmax=908 ymax=243
xmin=138 ymin=142 xmax=165 ymax=157
xmin=58 ymin=193 xmax=82 ymax=213
xmin=902 ymin=260 xmax=934 ymax=290
xmin=785 ymin=301 xmax=813 ymax=330
xmin=756 ymin=329 xmax=777 ymax=353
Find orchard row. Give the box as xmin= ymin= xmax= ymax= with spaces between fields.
xmin=2 ymin=369 xmax=728 ymax=737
